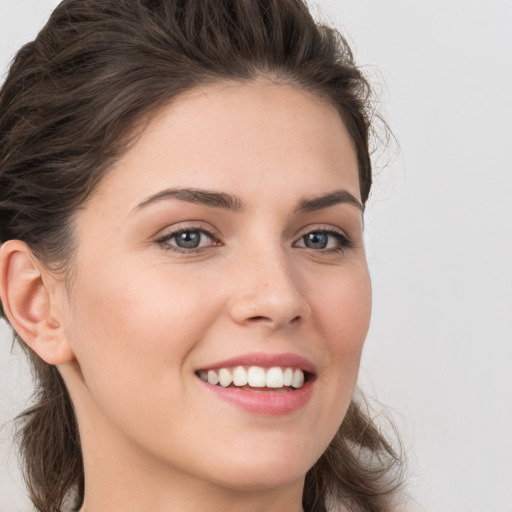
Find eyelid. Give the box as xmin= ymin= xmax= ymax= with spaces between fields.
xmin=155 ymin=220 xmax=217 ymax=237
xmin=294 ymin=224 xmax=350 ymax=240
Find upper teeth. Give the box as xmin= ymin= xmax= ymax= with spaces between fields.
xmin=198 ymin=366 xmax=305 ymax=389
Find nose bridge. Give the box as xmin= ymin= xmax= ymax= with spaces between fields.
xmin=228 ymin=239 xmax=310 ymax=328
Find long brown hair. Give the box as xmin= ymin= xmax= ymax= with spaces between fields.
xmin=0 ymin=1 xmax=402 ymax=510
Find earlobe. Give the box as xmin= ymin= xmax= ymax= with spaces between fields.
xmin=0 ymin=240 xmax=74 ymax=365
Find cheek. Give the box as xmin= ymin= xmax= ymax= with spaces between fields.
xmin=65 ymin=261 xmax=223 ymax=403
xmin=312 ymin=261 xmax=372 ymax=356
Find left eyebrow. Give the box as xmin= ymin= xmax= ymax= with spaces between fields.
xmin=295 ymin=190 xmax=364 ymax=213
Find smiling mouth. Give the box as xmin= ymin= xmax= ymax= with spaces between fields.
xmin=196 ymin=366 xmax=310 ymax=390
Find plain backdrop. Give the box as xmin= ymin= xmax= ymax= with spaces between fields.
xmin=1 ymin=1 xmax=511 ymax=511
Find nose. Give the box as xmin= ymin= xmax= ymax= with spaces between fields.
xmin=227 ymin=248 xmax=311 ymax=330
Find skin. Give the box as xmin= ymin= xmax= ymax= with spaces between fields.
xmin=1 ymin=81 xmax=372 ymax=512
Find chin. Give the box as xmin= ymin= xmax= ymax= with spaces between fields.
xmin=195 ymin=440 xmax=319 ymax=492
xmin=210 ymin=462 xmax=308 ymax=493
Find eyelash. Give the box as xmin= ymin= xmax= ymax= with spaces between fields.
xmin=155 ymin=225 xmax=352 ymax=254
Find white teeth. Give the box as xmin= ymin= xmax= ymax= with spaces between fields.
xmin=207 ymin=370 xmax=219 ymax=385
xmin=266 ymin=367 xmax=284 ymax=388
xmin=218 ymin=368 xmax=232 ymax=387
xmin=199 ymin=366 xmax=307 ymax=390
xmin=291 ymin=369 xmax=305 ymax=389
xmin=247 ymin=366 xmax=266 ymax=387
xmin=283 ymin=368 xmax=293 ymax=386
xmin=233 ymin=366 xmax=248 ymax=386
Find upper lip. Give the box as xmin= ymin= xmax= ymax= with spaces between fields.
xmin=197 ymin=352 xmax=317 ymax=375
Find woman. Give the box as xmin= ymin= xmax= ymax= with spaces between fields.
xmin=0 ymin=0 xmax=401 ymax=511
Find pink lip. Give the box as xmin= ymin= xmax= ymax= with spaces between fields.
xmin=196 ymin=352 xmax=316 ymax=416
xmin=201 ymin=381 xmax=314 ymax=415
xmin=198 ymin=352 xmax=317 ymax=374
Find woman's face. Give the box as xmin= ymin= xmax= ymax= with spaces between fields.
xmin=58 ymin=82 xmax=371 ymax=493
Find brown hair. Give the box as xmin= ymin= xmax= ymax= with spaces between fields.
xmin=0 ymin=0 xmax=402 ymax=511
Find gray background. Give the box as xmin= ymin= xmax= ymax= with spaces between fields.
xmin=1 ymin=0 xmax=511 ymax=511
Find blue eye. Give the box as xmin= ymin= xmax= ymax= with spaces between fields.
xmin=295 ymin=230 xmax=351 ymax=251
xmin=157 ymin=228 xmax=216 ymax=251
xmin=173 ymin=230 xmax=203 ymax=249
xmin=303 ymin=232 xmax=329 ymax=249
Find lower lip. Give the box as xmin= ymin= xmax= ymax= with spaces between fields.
xmin=199 ymin=378 xmax=315 ymax=415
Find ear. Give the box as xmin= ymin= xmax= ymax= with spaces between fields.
xmin=0 ymin=240 xmax=75 ymax=365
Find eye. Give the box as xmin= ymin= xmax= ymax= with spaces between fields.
xmin=294 ymin=229 xmax=351 ymax=252
xmin=156 ymin=227 xmax=218 ymax=251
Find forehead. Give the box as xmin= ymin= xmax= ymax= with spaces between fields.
xmin=85 ymin=81 xmax=360 ymax=213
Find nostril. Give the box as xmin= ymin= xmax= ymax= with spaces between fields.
xmin=247 ymin=315 xmax=302 ymax=323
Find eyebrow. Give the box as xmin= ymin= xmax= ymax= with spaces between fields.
xmin=295 ymin=190 xmax=364 ymax=213
xmin=133 ymin=187 xmax=363 ymax=213
xmin=133 ymin=187 xmax=244 ymax=212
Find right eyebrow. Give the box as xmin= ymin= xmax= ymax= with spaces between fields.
xmin=132 ymin=187 xmax=245 ymax=213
